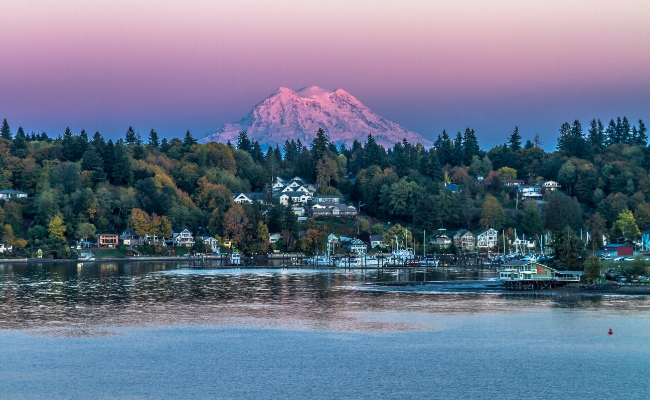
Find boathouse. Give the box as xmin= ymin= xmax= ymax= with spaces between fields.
xmin=499 ymin=261 xmax=582 ymax=290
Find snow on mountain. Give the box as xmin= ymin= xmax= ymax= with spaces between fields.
xmin=200 ymin=86 xmax=432 ymax=149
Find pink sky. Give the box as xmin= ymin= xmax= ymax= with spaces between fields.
xmin=1 ymin=0 xmax=648 ymax=147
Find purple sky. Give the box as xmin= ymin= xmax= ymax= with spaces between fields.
xmin=1 ymin=0 xmax=648 ymax=149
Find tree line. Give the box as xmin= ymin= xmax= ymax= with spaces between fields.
xmin=0 ymin=116 xmax=648 ymax=267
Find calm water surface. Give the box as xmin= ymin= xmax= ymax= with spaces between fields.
xmin=1 ymin=261 xmax=649 ymax=399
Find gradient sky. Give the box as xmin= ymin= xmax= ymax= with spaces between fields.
xmin=1 ymin=0 xmax=648 ymax=149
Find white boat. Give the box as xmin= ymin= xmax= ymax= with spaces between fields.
xmin=306 ymin=254 xmax=334 ymax=266
xmin=337 ymin=256 xmax=382 ymax=267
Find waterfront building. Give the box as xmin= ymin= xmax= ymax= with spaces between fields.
xmin=345 ymin=239 xmax=367 ymax=255
xmin=499 ymin=260 xmax=582 ymax=290
xmin=171 ymin=228 xmax=195 ymax=248
xmin=97 ymin=233 xmax=119 ymax=249
xmin=475 ymin=228 xmax=498 ymax=249
xmin=451 ymin=230 xmax=475 ymax=251
xmin=369 ymin=235 xmax=384 ymax=249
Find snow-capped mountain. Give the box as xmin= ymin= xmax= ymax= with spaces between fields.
xmin=200 ymin=86 xmax=432 ymax=149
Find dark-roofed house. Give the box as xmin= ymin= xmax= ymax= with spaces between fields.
xmin=0 ymin=189 xmax=28 ymax=200
xmin=369 ymin=235 xmax=384 ymax=249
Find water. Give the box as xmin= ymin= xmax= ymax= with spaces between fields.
xmin=1 ymin=262 xmax=649 ymax=399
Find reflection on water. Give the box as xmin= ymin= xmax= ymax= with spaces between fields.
xmin=1 ymin=262 xmax=649 ymax=333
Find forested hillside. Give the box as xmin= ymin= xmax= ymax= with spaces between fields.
xmin=0 ymin=117 xmax=647 ymax=259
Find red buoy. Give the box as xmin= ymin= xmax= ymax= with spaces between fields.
xmin=608 ymin=329 xmax=613 ymax=335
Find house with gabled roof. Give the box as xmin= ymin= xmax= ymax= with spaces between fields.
xmin=0 ymin=189 xmax=28 ymax=200
xmin=475 ymin=228 xmax=498 ymax=249
xmin=451 ymin=229 xmax=475 ymax=251
xmin=233 ymin=192 xmax=265 ymax=204
xmin=172 ymin=228 xmax=195 ymax=248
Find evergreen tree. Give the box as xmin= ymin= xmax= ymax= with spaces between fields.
xmin=283 ymin=139 xmax=297 ymax=164
xmin=434 ymin=130 xmax=452 ymax=166
xmin=605 ymin=118 xmax=618 ymax=145
xmin=452 ymin=131 xmax=463 ymax=166
xmin=160 ymin=138 xmax=170 ymax=153
xmin=363 ymin=134 xmax=386 ymax=168
xmin=462 ymin=128 xmax=480 ymax=165
xmin=61 ymin=127 xmax=75 ymax=161
xmin=1 ymin=119 xmax=11 ymax=140
xmin=182 ymin=130 xmax=197 ymax=152
xmin=636 ymin=119 xmax=648 ymax=145
xmin=508 ymin=126 xmax=522 ymax=151
xmin=550 ymin=227 xmax=586 ymax=271
xmin=148 ymin=129 xmax=160 ymax=149
xmin=251 ymin=141 xmax=264 ymax=163
xmin=588 ymin=118 xmax=605 ymax=151
xmin=419 ymin=149 xmax=443 ymax=181
xmin=111 ymin=140 xmax=132 ymax=185
xmin=236 ymin=131 xmax=251 ymax=153
xmin=274 ymin=144 xmax=283 ymax=165
xmin=81 ymin=147 xmax=106 ymax=184
xmin=10 ymin=127 xmax=28 ymax=158
xmin=125 ymin=126 xmax=138 ymax=144
xmin=521 ymin=202 xmax=544 ymax=235
xmin=620 ymin=116 xmax=632 ymax=144
xmin=310 ymin=128 xmax=331 ymax=164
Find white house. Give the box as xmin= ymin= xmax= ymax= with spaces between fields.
xmin=429 ymin=234 xmax=452 ymax=247
xmin=233 ymin=192 xmax=265 ymax=204
xmin=278 ymin=191 xmax=312 ymax=205
xmin=314 ymin=195 xmax=340 ymax=204
xmin=369 ymin=235 xmax=384 ymax=249
xmin=542 ymin=181 xmax=561 ymax=191
xmin=0 ymin=189 xmax=28 ymax=200
xmin=0 ymin=243 xmax=12 ymax=253
xmin=517 ymin=186 xmax=542 ymax=200
xmin=475 ymin=228 xmax=498 ymax=249
xmin=172 ymin=228 xmax=195 ymax=248
xmin=269 ymin=233 xmax=282 ymax=244
xmin=345 ymin=239 xmax=367 ymax=254
xmin=510 ymin=235 xmax=537 ymax=250
xmin=199 ymin=236 xmax=219 ymax=253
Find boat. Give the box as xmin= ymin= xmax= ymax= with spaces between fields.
xmin=306 ymin=254 xmax=334 ymax=266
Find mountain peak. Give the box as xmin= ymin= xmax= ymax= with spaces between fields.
xmin=201 ymin=87 xmax=432 ymax=149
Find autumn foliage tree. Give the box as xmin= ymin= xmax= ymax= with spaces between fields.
xmin=223 ymin=204 xmax=249 ymax=246
xmin=480 ymin=196 xmax=506 ymax=230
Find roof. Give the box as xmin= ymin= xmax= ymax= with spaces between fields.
xmin=280 ymin=191 xmax=309 ymax=197
xmin=369 ymin=235 xmax=383 ymax=241
xmin=172 ymin=228 xmax=190 ymax=234
xmin=475 ymin=228 xmax=497 ymax=236
xmin=98 ymin=233 xmax=118 ymax=236
xmin=315 ymin=195 xmax=339 ymax=198
xmin=0 ymin=189 xmax=27 ymax=195
xmin=444 ymin=183 xmax=458 ymax=192
xmin=603 ymin=244 xmax=633 ymax=249
xmin=555 ymin=270 xmax=583 ymax=275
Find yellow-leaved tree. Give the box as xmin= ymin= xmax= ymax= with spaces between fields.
xmin=48 ymin=215 xmax=66 ymax=241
